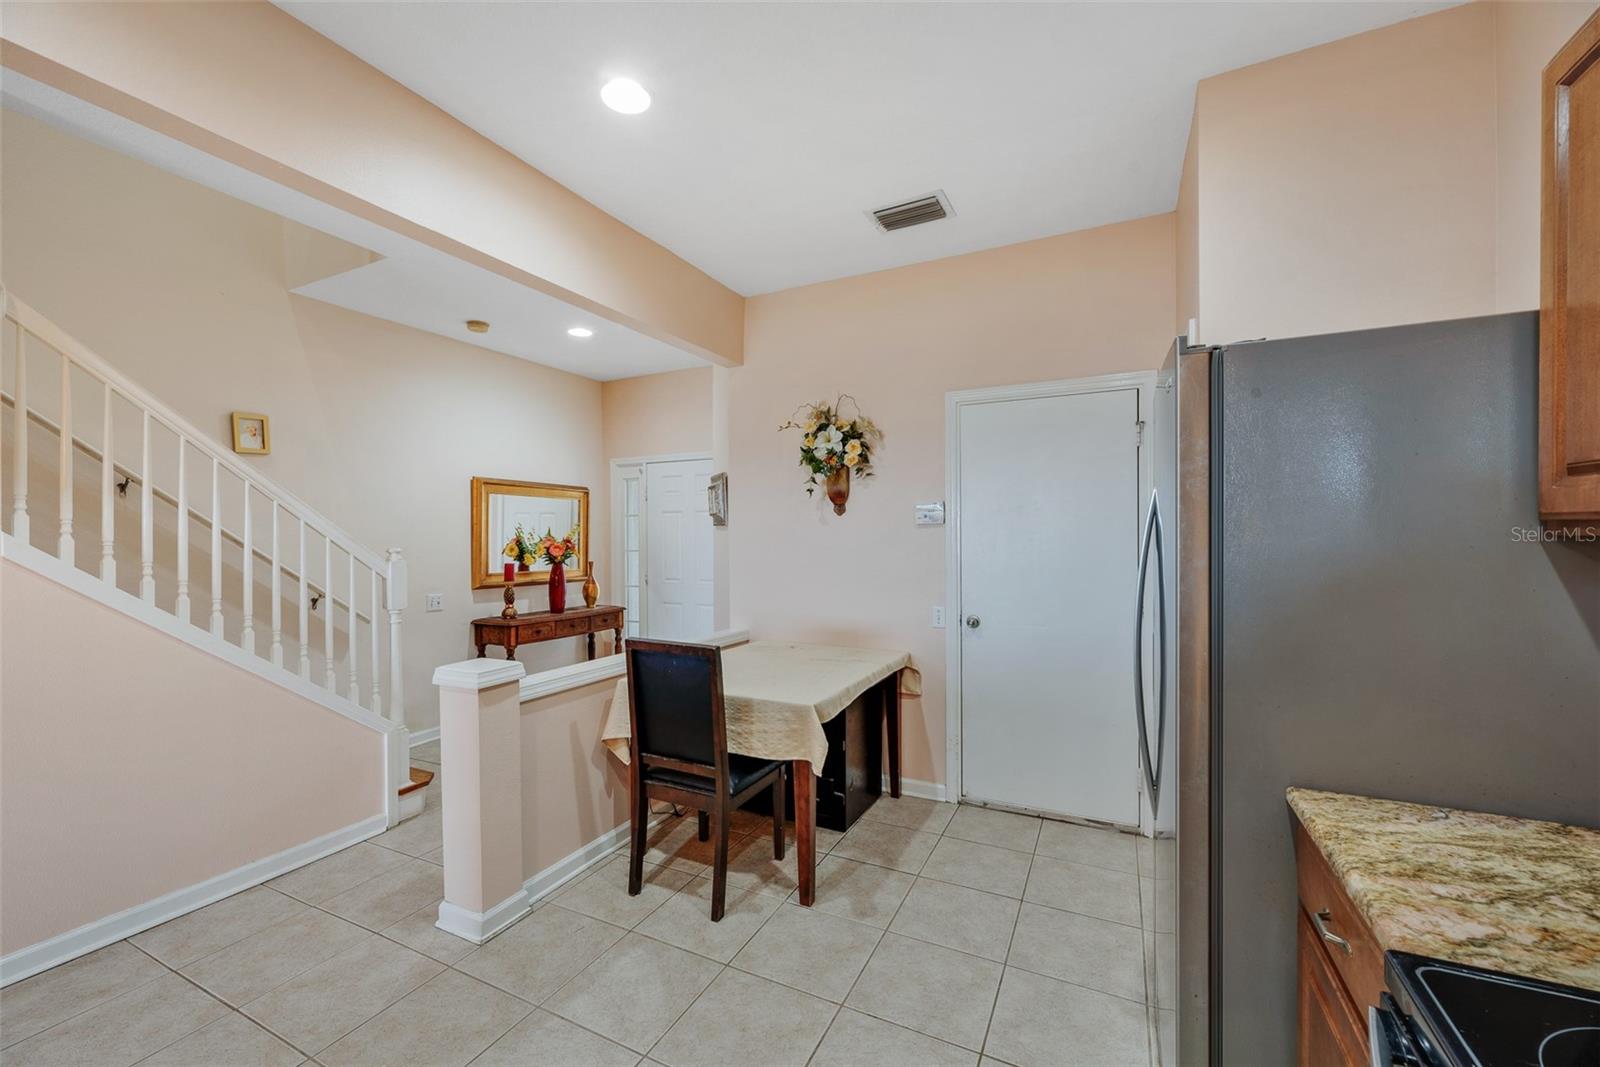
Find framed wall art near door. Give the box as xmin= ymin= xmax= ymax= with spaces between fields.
xmin=470 ymin=477 xmax=590 ymax=589
xmin=708 ymin=471 xmax=729 ymax=526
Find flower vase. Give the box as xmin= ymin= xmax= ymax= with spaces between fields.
xmin=825 ymin=467 xmax=851 ymax=515
xmin=582 ymin=566 xmax=599 ymax=609
xmin=548 ymin=560 xmax=567 ymax=613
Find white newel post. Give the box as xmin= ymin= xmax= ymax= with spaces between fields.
xmin=432 ymin=659 xmax=528 ymax=944
xmin=385 ymin=548 xmax=407 ymax=726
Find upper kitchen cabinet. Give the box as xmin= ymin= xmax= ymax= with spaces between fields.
xmin=1542 ymin=8 xmax=1600 ymax=534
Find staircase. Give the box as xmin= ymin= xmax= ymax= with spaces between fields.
xmin=0 ymin=289 xmax=412 ymax=823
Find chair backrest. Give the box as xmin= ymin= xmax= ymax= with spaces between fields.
xmin=624 ymin=639 xmax=728 ymax=783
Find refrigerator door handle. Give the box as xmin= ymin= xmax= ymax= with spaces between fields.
xmin=1133 ymin=489 xmax=1167 ymax=814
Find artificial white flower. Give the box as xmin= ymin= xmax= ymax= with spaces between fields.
xmin=845 ymin=439 xmax=863 ymax=455
xmin=833 ymin=418 xmax=852 ymax=433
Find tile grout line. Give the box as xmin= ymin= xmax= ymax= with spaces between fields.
xmin=977 ymin=836 xmax=1036 ymax=1063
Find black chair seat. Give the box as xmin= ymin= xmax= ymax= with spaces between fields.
xmin=645 ymin=754 xmax=783 ymax=798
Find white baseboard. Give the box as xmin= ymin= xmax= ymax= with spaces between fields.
xmin=435 ymin=892 xmax=530 ymax=945
xmin=408 ymin=726 xmax=440 ymax=748
xmin=522 ymin=815 xmax=664 ymax=906
xmin=883 ymin=775 xmax=948 ymax=802
xmin=0 ymin=813 xmax=387 ymax=987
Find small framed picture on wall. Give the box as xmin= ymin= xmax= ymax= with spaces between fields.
xmin=708 ymin=471 xmax=728 ymax=526
xmin=231 ymin=412 xmax=271 ymax=455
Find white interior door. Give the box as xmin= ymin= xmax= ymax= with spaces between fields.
xmin=644 ymin=458 xmax=715 ymax=640
xmin=959 ymin=387 xmax=1141 ymax=825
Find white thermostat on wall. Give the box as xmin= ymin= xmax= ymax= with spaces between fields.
xmin=914 ymin=502 xmax=945 ymax=526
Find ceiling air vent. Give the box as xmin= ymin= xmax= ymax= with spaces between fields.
xmin=869 ymin=191 xmax=953 ymax=233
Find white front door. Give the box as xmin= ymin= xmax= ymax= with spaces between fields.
xmin=644 ymin=458 xmax=715 ymax=640
xmin=958 ymin=386 xmax=1141 ymax=825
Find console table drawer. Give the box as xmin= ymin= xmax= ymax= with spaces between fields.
xmin=471 ymin=605 xmax=625 ymax=663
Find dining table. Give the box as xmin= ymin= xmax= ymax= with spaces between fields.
xmin=601 ymin=640 xmax=919 ymax=906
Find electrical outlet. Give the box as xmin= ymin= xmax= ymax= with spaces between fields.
xmin=425 ymin=593 xmax=444 ymax=613
xmin=931 ymin=606 xmax=945 ymax=628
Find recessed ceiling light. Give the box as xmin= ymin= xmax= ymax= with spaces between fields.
xmin=465 ymin=319 xmax=490 ymax=333
xmin=568 ymin=326 xmax=594 ymax=338
xmin=600 ymin=77 xmax=651 ymax=115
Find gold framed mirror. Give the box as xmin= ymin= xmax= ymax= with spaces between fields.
xmin=471 ymin=477 xmax=590 ymax=589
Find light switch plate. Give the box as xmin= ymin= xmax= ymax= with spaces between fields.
xmin=915 ymin=501 xmax=945 ymax=526
xmin=931 ymin=606 xmax=946 ymax=628
xmin=425 ymin=593 xmax=443 ymax=612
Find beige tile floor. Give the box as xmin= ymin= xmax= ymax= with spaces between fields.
xmin=1 ymin=770 xmax=1174 ymax=1067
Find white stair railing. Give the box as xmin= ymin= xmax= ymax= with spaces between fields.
xmin=0 ymin=290 xmax=406 ymax=724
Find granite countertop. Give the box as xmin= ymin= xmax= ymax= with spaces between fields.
xmin=1286 ymin=787 xmax=1600 ymax=991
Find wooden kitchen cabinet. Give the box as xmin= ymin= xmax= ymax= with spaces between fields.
xmin=1292 ymin=814 xmax=1385 ymax=1067
xmin=1541 ymin=8 xmax=1600 ymax=534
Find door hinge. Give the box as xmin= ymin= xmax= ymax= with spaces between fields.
xmin=1135 ymin=421 xmax=1145 ymax=447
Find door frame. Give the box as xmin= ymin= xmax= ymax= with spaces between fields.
xmin=943 ymin=371 xmax=1156 ymax=824
xmin=609 ymin=452 xmax=714 ymax=641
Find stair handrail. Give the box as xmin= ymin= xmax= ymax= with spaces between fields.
xmin=0 ymin=395 xmax=374 ymax=625
xmin=1 ymin=287 xmax=406 ymax=722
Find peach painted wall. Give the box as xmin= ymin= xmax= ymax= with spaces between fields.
xmin=1 ymin=109 xmax=609 ymax=731
xmin=1185 ymin=0 xmax=1597 ymax=344
xmin=0 ymin=558 xmax=384 ymax=954
xmin=0 ymin=0 xmax=744 ymax=365
xmin=1175 ymin=112 xmax=1200 ymax=336
xmin=518 ymin=677 xmax=629 ymax=881
xmin=731 ymin=215 xmax=1176 ymax=785
xmin=601 ymin=368 xmax=714 ymax=462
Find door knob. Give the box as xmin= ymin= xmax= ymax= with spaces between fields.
xmin=965 ymin=615 xmax=981 ymax=629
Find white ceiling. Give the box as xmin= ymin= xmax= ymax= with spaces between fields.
xmin=2 ymin=70 xmax=707 ymax=381
xmin=279 ymin=1 xmax=1458 ymax=296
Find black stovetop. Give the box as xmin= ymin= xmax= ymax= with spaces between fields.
xmin=1386 ymin=951 xmax=1600 ymax=1067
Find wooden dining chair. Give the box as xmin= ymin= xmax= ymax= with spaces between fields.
xmin=624 ymin=638 xmax=785 ymax=921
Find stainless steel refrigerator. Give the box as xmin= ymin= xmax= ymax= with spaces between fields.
xmin=1137 ymin=312 xmax=1600 ymax=1066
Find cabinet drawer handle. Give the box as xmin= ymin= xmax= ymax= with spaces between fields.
xmin=1313 ymin=909 xmax=1352 ymax=955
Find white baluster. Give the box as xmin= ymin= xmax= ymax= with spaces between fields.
xmin=323 ymin=535 xmax=336 ymax=691
xmin=139 ymin=411 xmax=154 ymax=603
xmin=174 ymin=439 xmax=189 ymax=623
xmin=57 ymin=354 xmax=73 ymax=560
xmin=298 ymin=517 xmax=311 ymax=680
xmin=100 ymin=382 xmax=115 ymax=583
xmin=11 ymin=321 xmax=28 ymax=541
xmin=270 ymin=501 xmax=283 ymax=667
xmin=209 ymin=457 xmax=223 ymax=637
xmin=347 ymin=551 xmax=360 ymax=702
xmin=369 ymin=569 xmax=382 ymax=715
xmin=241 ymin=485 xmax=254 ymax=655
xmin=386 ymin=547 xmax=407 ymax=726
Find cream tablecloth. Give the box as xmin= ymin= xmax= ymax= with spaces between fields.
xmin=602 ymin=640 xmax=919 ymax=772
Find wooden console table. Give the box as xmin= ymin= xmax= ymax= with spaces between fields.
xmin=471 ymin=605 xmax=624 ymax=662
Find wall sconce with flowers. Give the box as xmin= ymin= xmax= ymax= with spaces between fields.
xmin=779 ymin=395 xmax=882 ymax=515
